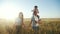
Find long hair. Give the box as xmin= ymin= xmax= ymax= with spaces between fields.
xmin=19 ymin=12 xmax=23 ymax=18
xmin=19 ymin=12 xmax=23 ymax=23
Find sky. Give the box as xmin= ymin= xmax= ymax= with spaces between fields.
xmin=0 ymin=0 xmax=60 ymax=19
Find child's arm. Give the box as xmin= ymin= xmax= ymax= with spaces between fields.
xmin=22 ymin=18 xmax=26 ymax=28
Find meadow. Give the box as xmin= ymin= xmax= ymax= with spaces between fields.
xmin=0 ymin=18 xmax=60 ymax=34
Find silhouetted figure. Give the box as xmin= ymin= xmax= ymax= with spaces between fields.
xmin=15 ymin=12 xmax=25 ymax=34
xmin=29 ymin=6 xmax=40 ymax=34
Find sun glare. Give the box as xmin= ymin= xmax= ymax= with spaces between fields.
xmin=0 ymin=3 xmax=20 ymax=20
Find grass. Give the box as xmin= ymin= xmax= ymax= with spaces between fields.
xmin=0 ymin=18 xmax=60 ymax=34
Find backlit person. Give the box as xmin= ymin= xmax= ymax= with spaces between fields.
xmin=15 ymin=12 xmax=25 ymax=34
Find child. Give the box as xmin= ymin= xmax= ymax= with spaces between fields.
xmin=15 ymin=12 xmax=25 ymax=34
xmin=32 ymin=6 xmax=39 ymax=14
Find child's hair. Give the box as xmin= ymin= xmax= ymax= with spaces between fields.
xmin=19 ymin=12 xmax=23 ymax=18
xmin=34 ymin=6 xmax=38 ymax=8
xmin=19 ymin=12 xmax=23 ymax=16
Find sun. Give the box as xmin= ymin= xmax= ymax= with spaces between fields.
xmin=4 ymin=8 xmax=18 ymax=20
xmin=0 ymin=3 xmax=19 ymax=20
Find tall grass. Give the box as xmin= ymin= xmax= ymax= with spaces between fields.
xmin=0 ymin=20 xmax=60 ymax=34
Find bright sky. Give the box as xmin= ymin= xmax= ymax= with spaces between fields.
xmin=0 ymin=0 xmax=60 ymax=19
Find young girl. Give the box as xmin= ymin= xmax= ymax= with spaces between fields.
xmin=15 ymin=12 xmax=25 ymax=34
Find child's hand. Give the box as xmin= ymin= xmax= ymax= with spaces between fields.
xmin=22 ymin=25 xmax=24 ymax=28
xmin=22 ymin=25 xmax=27 ymax=29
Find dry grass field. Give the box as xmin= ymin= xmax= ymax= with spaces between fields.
xmin=0 ymin=18 xmax=60 ymax=34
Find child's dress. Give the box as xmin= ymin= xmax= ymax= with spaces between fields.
xmin=15 ymin=17 xmax=22 ymax=34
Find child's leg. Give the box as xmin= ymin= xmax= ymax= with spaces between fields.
xmin=37 ymin=15 xmax=39 ymax=19
xmin=19 ymin=26 xmax=22 ymax=34
xmin=16 ymin=26 xmax=22 ymax=34
xmin=16 ymin=26 xmax=19 ymax=34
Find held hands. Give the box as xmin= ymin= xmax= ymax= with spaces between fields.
xmin=22 ymin=24 xmax=28 ymax=30
xmin=22 ymin=24 xmax=32 ymax=31
xmin=22 ymin=24 xmax=26 ymax=28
